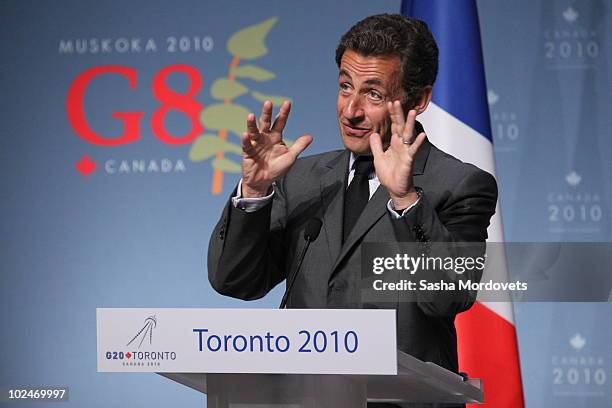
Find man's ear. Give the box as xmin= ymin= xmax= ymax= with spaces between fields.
xmin=413 ymin=86 xmax=433 ymax=115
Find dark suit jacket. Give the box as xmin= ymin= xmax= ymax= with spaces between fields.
xmin=208 ymin=136 xmax=497 ymax=373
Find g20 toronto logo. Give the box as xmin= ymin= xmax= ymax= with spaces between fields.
xmin=105 ymin=315 xmax=177 ymax=367
xmin=66 ymin=18 xmax=292 ymax=195
xmin=126 ymin=315 xmax=157 ymax=349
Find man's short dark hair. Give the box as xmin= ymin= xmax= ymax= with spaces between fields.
xmin=335 ymin=14 xmax=439 ymax=108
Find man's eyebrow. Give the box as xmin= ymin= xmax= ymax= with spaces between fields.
xmin=338 ymin=69 xmax=385 ymax=89
xmin=338 ymin=69 xmax=351 ymax=79
xmin=363 ymin=78 xmax=384 ymax=87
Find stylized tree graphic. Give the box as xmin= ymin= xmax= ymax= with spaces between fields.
xmin=189 ymin=17 xmax=291 ymax=195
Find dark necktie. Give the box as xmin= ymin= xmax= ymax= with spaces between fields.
xmin=343 ymin=156 xmax=374 ymax=242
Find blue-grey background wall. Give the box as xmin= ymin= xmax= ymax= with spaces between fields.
xmin=0 ymin=0 xmax=610 ymax=406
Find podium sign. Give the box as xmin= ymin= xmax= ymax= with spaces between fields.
xmin=97 ymin=308 xmax=397 ymax=375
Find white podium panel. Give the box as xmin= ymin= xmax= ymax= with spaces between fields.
xmin=97 ymin=308 xmax=483 ymax=406
xmin=97 ymin=308 xmax=397 ymax=375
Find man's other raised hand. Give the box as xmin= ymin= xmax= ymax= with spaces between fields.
xmin=241 ymin=100 xmax=313 ymax=198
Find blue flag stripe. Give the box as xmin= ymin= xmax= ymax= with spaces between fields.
xmin=402 ymin=0 xmax=492 ymax=141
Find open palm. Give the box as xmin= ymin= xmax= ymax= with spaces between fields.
xmin=241 ymin=100 xmax=313 ymax=197
xmin=370 ymin=102 xmax=426 ymax=208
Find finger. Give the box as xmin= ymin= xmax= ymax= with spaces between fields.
xmin=408 ymin=132 xmax=427 ymax=156
xmin=402 ymin=109 xmax=417 ymax=142
xmin=241 ymin=131 xmax=255 ymax=153
xmin=388 ymin=100 xmax=405 ymax=135
xmin=287 ymin=134 xmax=313 ymax=159
xmin=389 ymin=132 xmax=407 ymax=152
xmin=259 ymin=100 xmax=273 ymax=132
xmin=369 ymin=132 xmax=384 ymax=159
xmin=271 ymin=100 xmax=292 ymax=133
xmin=246 ymin=113 xmax=260 ymax=140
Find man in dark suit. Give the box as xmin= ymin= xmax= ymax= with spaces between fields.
xmin=208 ymin=14 xmax=497 ymax=381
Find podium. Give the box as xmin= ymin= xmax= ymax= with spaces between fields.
xmin=97 ymin=308 xmax=483 ymax=407
xmin=160 ymin=350 xmax=482 ymax=407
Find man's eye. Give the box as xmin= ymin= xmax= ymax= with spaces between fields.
xmin=340 ymin=83 xmax=352 ymax=92
xmin=368 ymin=90 xmax=383 ymax=100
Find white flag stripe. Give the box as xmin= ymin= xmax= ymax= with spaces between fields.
xmin=419 ymin=102 xmax=496 ymax=175
xmin=480 ymin=300 xmax=514 ymax=324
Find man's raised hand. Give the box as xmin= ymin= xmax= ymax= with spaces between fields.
xmin=241 ymin=100 xmax=313 ymax=198
xmin=369 ymin=101 xmax=426 ymax=210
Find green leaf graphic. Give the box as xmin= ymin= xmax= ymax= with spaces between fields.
xmin=189 ymin=134 xmax=242 ymax=162
xmin=211 ymin=79 xmax=249 ymax=100
xmin=200 ymin=103 xmax=251 ymax=136
xmin=251 ymin=91 xmax=291 ymax=106
xmin=227 ymin=17 xmax=278 ymax=60
xmin=212 ymin=158 xmax=242 ymax=173
xmin=230 ymin=64 xmax=275 ymax=81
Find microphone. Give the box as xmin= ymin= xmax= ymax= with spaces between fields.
xmin=279 ymin=218 xmax=322 ymax=309
xmin=304 ymin=218 xmax=323 ymax=243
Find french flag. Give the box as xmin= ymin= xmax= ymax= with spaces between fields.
xmin=402 ymin=1 xmax=525 ymax=407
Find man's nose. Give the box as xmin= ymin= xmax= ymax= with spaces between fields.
xmin=345 ymin=95 xmax=365 ymax=119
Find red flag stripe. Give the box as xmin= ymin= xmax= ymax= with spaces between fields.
xmin=457 ymin=301 xmax=525 ymax=407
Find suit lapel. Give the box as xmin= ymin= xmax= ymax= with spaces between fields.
xmin=411 ymin=136 xmax=431 ymax=176
xmin=319 ymin=150 xmax=350 ymax=267
xmin=331 ymin=185 xmax=389 ymax=272
xmin=411 ymin=126 xmax=430 ymax=176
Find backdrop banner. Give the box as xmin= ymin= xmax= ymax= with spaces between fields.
xmin=1 ymin=1 xmax=610 ymax=407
